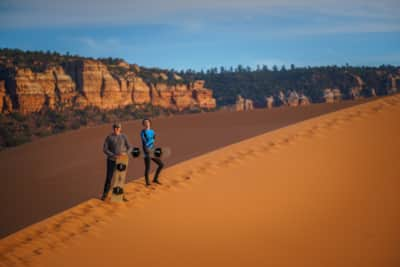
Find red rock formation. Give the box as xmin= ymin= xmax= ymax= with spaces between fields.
xmin=287 ymin=91 xmax=299 ymax=107
xmin=323 ymin=88 xmax=335 ymax=103
xmin=53 ymin=66 xmax=76 ymax=108
xmin=64 ymin=60 xmax=104 ymax=107
xmin=172 ymin=84 xmax=195 ymax=111
xmin=235 ymin=95 xmax=253 ymax=111
xmin=0 ymin=80 xmax=5 ymax=112
xmin=11 ymin=68 xmax=48 ymax=114
xmin=191 ymin=80 xmax=216 ymax=109
xmin=192 ymin=80 xmax=205 ymax=89
xmin=348 ymin=73 xmax=364 ymax=99
xmin=299 ymin=94 xmax=311 ymax=106
xmin=388 ymin=74 xmax=400 ymax=94
xmin=0 ymin=60 xmax=217 ymax=114
xmin=151 ymin=83 xmax=173 ymax=109
xmin=193 ymin=88 xmax=216 ymax=109
xmin=265 ymin=96 xmax=274 ymax=109
xmin=130 ymin=77 xmax=150 ymax=105
xmin=100 ymin=72 xmax=125 ymax=109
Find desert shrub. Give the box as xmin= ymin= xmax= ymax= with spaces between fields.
xmin=36 ymin=129 xmax=52 ymax=137
xmin=9 ymin=112 xmax=26 ymax=122
xmin=3 ymin=133 xmax=31 ymax=147
xmin=52 ymin=121 xmax=67 ymax=133
xmin=70 ymin=120 xmax=81 ymax=130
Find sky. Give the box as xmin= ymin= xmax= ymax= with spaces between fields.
xmin=0 ymin=0 xmax=399 ymax=70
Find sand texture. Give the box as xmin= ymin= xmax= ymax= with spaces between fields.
xmin=0 ymin=100 xmax=368 ymax=238
xmin=1 ymin=95 xmax=400 ymax=267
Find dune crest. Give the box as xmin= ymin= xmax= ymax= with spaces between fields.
xmin=1 ymin=94 xmax=400 ymax=267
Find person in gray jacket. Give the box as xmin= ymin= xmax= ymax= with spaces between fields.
xmin=102 ymin=123 xmax=132 ymax=200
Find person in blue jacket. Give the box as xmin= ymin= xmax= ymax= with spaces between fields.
xmin=141 ymin=118 xmax=164 ymax=186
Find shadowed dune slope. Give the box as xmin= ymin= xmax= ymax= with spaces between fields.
xmin=0 ymin=99 xmax=374 ymax=238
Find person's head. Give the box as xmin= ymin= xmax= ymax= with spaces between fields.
xmin=142 ymin=118 xmax=151 ymax=129
xmin=113 ymin=123 xmax=122 ymax=135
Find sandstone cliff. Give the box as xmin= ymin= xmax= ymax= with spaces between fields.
xmin=0 ymin=60 xmax=216 ymax=114
xmin=0 ymin=80 xmax=6 ymax=112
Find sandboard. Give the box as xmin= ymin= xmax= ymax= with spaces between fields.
xmin=132 ymin=147 xmax=172 ymax=159
xmin=107 ymin=154 xmax=129 ymax=202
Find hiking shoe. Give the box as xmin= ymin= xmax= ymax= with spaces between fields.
xmin=153 ymin=180 xmax=162 ymax=185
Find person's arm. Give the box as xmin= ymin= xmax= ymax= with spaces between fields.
xmin=103 ymin=136 xmax=115 ymax=157
xmin=123 ymin=134 xmax=133 ymax=153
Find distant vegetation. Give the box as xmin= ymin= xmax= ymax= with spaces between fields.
xmin=178 ymin=64 xmax=399 ymax=106
xmin=0 ymin=104 xmax=209 ymax=151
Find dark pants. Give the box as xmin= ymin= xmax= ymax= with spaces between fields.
xmin=144 ymin=156 xmax=164 ymax=184
xmin=102 ymin=158 xmax=116 ymax=197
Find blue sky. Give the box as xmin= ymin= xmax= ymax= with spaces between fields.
xmin=0 ymin=0 xmax=399 ymax=70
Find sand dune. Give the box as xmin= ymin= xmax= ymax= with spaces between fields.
xmin=0 ymin=100 xmax=369 ymax=238
xmin=1 ymin=95 xmax=400 ymax=267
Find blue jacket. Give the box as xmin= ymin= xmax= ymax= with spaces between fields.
xmin=141 ymin=129 xmax=155 ymax=155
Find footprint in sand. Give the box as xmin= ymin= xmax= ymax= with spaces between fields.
xmin=350 ymin=110 xmax=366 ymax=120
xmin=0 ymin=254 xmax=19 ymax=267
xmin=322 ymin=119 xmax=341 ymax=129
xmin=298 ymin=128 xmax=318 ymax=139
xmin=195 ymin=163 xmax=218 ymax=175
xmin=370 ymin=104 xmax=384 ymax=113
xmin=266 ymin=141 xmax=282 ymax=151
xmin=278 ymin=135 xmax=298 ymax=146
xmin=256 ymin=142 xmax=278 ymax=152
xmin=382 ymin=99 xmax=400 ymax=108
xmin=166 ymin=179 xmax=190 ymax=190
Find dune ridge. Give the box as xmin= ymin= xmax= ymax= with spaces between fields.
xmin=1 ymin=94 xmax=399 ymax=267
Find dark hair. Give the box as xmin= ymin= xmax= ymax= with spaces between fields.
xmin=142 ymin=118 xmax=151 ymax=126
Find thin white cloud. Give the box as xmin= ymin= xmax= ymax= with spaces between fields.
xmin=63 ymin=36 xmax=138 ymax=56
xmin=1 ymin=0 xmax=399 ymax=28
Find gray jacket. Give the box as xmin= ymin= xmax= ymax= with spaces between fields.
xmin=103 ymin=133 xmax=132 ymax=160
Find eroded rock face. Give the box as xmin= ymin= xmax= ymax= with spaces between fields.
xmin=299 ymin=94 xmax=311 ymax=106
xmin=0 ymin=80 xmax=5 ymax=112
xmin=0 ymin=60 xmax=217 ymax=114
xmin=323 ymin=88 xmax=335 ymax=103
xmin=278 ymin=91 xmax=287 ymax=106
xmin=11 ymin=68 xmax=49 ymax=114
xmin=332 ymin=89 xmax=342 ymax=102
xmin=287 ymin=91 xmax=299 ymax=107
xmin=53 ymin=66 xmax=76 ymax=108
xmin=173 ymin=84 xmax=196 ymax=111
xmin=100 ymin=72 xmax=126 ymax=109
xmin=244 ymin=99 xmax=254 ymax=110
xmin=193 ymin=88 xmax=216 ymax=109
xmin=348 ymin=73 xmax=364 ymax=100
xmin=130 ymin=77 xmax=150 ymax=105
xmin=266 ymin=96 xmax=274 ymax=109
xmin=388 ymin=74 xmax=400 ymax=94
xmin=235 ymin=95 xmax=253 ymax=111
xmin=64 ymin=60 xmax=104 ymax=107
xmin=173 ymin=73 xmax=183 ymax=80
xmin=151 ymin=83 xmax=172 ymax=109
xmin=235 ymin=95 xmax=245 ymax=111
